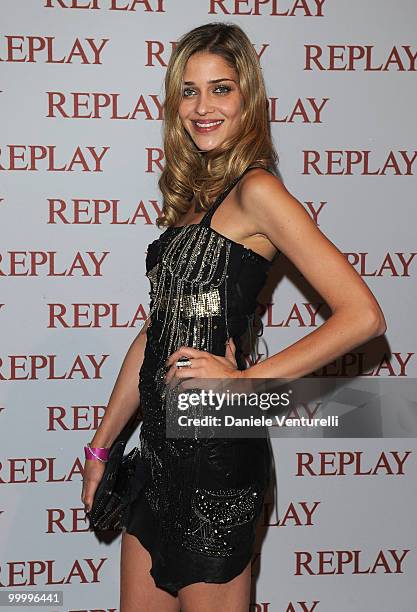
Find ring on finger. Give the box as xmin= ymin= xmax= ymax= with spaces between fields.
xmin=175 ymin=358 xmax=192 ymax=368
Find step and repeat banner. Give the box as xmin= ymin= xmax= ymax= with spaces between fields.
xmin=1 ymin=1 xmax=416 ymax=611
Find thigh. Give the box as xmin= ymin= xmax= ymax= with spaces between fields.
xmin=177 ymin=560 xmax=251 ymax=612
xmin=119 ymin=530 xmax=180 ymax=612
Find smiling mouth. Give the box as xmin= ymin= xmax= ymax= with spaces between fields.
xmin=193 ymin=120 xmax=223 ymax=126
xmin=192 ymin=120 xmax=224 ymax=132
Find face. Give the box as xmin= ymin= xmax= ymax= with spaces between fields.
xmin=178 ymin=52 xmax=244 ymax=152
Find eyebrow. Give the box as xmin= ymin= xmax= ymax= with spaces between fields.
xmin=183 ymin=78 xmax=236 ymax=85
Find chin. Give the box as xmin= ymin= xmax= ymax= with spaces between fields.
xmin=194 ymin=138 xmax=223 ymax=152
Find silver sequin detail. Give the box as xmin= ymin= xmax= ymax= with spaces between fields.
xmin=142 ymin=224 xmax=232 ymax=360
xmin=183 ymin=485 xmax=260 ymax=557
xmin=156 ymin=287 xmax=221 ymax=318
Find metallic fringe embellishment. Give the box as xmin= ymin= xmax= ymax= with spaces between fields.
xmin=142 ymin=225 xmax=232 ymax=361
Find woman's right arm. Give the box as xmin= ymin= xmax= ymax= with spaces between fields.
xmin=81 ymin=318 xmax=150 ymax=513
xmin=89 ymin=318 xmax=150 ymax=448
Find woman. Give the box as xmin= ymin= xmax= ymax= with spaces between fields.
xmin=81 ymin=22 xmax=386 ymax=612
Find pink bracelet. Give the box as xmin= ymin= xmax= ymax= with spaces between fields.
xmin=84 ymin=443 xmax=110 ymax=462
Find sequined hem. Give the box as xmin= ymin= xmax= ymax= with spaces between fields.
xmin=125 ymin=505 xmax=257 ymax=597
xmin=182 ymin=484 xmax=262 ymax=557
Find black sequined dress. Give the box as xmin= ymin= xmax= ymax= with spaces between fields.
xmin=125 ymin=165 xmax=275 ymax=596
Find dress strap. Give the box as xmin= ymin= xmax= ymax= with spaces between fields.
xmin=199 ymin=164 xmax=271 ymax=228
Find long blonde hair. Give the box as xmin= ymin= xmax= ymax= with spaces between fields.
xmin=157 ymin=22 xmax=278 ymax=228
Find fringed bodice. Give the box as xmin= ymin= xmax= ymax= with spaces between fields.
xmin=143 ymin=166 xmax=273 ymax=370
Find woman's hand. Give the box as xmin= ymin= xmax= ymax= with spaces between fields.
xmin=165 ymin=337 xmax=244 ymax=386
xmin=81 ymin=459 xmax=106 ymax=514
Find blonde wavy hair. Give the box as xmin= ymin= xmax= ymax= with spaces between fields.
xmin=156 ymin=21 xmax=279 ymax=228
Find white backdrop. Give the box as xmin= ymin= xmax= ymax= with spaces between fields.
xmin=1 ymin=1 xmax=416 ymax=611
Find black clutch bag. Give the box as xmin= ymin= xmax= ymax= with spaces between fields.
xmin=87 ymin=415 xmax=150 ymax=532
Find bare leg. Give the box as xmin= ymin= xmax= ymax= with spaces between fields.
xmin=120 ymin=530 xmax=180 ymax=612
xmin=178 ymin=560 xmax=251 ymax=612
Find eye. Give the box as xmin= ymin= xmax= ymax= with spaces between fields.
xmin=214 ymin=85 xmax=232 ymax=94
xmin=181 ymin=84 xmax=233 ymax=97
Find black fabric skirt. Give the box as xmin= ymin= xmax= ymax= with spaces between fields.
xmin=125 ymin=437 xmax=272 ymax=596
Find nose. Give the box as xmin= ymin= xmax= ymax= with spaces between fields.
xmin=195 ymin=90 xmax=214 ymax=115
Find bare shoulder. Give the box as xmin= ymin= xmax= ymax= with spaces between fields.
xmin=237 ymin=167 xmax=311 ymax=234
xmin=236 ymin=166 xmax=386 ymax=326
xmin=239 ymin=166 xmax=285 ymax=197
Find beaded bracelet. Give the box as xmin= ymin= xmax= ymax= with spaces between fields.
xmin=84 ymin=443 xmax=110 ymax=462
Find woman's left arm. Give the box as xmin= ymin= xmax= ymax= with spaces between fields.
xmin=240 ymin=171 xmax=387 ymax=381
